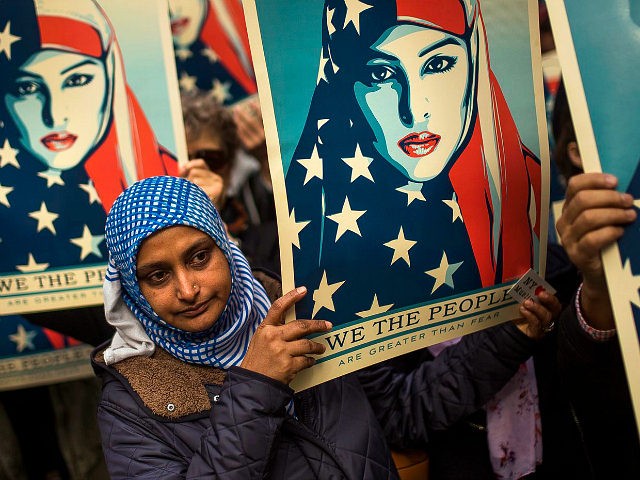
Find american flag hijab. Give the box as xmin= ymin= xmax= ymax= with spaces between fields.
xmin=103 ymin=175 xmax=270 ymax=368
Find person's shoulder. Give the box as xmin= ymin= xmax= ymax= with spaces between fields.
xmin=92 ymin=342 xmax=224 ymax=422
xmin=252 ymin=268 xmax=282 ymax=302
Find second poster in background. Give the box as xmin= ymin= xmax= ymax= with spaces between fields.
xmin=0 ymin=0 xmax=185 ymax=388
xmin=244 ymin=0 xmax=550 ymax=390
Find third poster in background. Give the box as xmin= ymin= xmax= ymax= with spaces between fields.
xmin=547 ymin=0 xmax=640 ymax=433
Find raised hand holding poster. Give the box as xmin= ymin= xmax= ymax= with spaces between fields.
xmin=244 ymin=0 xmax=550 ymax=389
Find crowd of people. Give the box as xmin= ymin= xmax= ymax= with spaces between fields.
xmin=1 ymin=1 xmax=639 ymax=479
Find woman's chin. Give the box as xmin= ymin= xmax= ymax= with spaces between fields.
xmin=37 ymin=153 xmax=86 ymax=171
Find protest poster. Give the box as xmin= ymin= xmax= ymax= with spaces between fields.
xmin=243 ymin=0 xmax=550 ymax=390
xmin=170 ymin=0 xmax=257 ymax=105
xmin=547 ymin=0 xmax=640 ymax=429
xmin=0 ymin=0 xmax=186 ymax=388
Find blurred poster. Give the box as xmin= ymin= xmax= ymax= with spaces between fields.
xmin=0 ymin=314 xmax=93 ymax=391
xmin=0 ymin=0 xmax=186 ymax=315
xmin=548 ymin=0 xmax=640 ymax=428
xmin=244 ymin=0 xmax=550 ymax=389
xmin=0 ymin=0 xmax=186 ymax=388
xmin=170 ymin=0 xmax=257 ymax=105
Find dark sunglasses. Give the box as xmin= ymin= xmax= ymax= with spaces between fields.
xmin=188 ymin=149 xmax=230 ymax=173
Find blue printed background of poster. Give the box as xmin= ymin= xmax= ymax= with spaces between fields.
xmin=243 ymin=0 xmax=550 ymax=389
xmin=547 ymin=0 xmax=640 ymax=433
xmin=0 ymin=0 xmax=185 ymax=389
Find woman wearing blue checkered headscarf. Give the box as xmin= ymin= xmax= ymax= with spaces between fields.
xmin=102 ymin=174 xmax=271 ymax=368
xmin=93 ymin=175 xmax=549 ymax=479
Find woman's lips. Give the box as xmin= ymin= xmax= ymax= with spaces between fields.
xmin=398 ymin=131 xmax=441 ymax=158
xmin=40 ymin=132 xmax=77 ymax=152
xmin=171 ymin=17 xmax=190 ymax=35
xmin=180 ymin=299 xmax=210 ymax=318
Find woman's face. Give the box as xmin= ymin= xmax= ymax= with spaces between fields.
xmin=136 ymin=225 xmax=231 ymax=333
xmin=3 ymin=49 xmax=108 ymax=171
xmin=354 ymin=24 xmax=471 ymax=181
xmin=169 ymin=0 xmax=208 ymax=48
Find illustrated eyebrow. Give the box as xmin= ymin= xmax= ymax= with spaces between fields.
xmin=61 ymin=59 xmax=98 ymax=75
xmin=419 ymin=37 xmax=461 ymax=57
xmin=367 ymin=50 xmax=398 ymax=62
xmin=15 ymin=70 xmax=43 ymax=81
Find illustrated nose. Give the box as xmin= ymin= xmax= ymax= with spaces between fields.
xmin=42 ymin=91 xmax=67 ymax=128
xmin=399 ymin=82 xmax=430 ymax=127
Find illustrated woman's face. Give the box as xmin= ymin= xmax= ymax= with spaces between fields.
xmin=136 ymin=225 xmax=231 ymax=333
xmin=354 ymin=24 xmax=471 ymax=182
xmin=3 ymin=49 xmax=108 ymax=171
xmin=169 ymin=0 xmax=208 ymax=48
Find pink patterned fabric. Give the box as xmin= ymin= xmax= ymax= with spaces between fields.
xmin=486 ymin=359 xmax=542 ymax=479
xmin=431 ymin=338 xmax=541 ymax=479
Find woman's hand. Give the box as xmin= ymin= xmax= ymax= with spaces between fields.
xmin=179 ymin=159 xmax=225 ymax=208
xmin=513 ymin=291 xmax=562 ymax=340
xmin=556 ymin=172 xmax=636 ymax=328
xmin=232 ymin=97 xmax=268 ymax=163
xmin=241 ymin=286 xmax=332 ymax=385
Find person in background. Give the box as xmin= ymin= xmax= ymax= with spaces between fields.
xmin=554 ymin=172 xmax=640 ymax=478
xmin=229 ymin=95 xmax=281 ymax=275
xmin=550 ymin=81 xmax=640 ymax=478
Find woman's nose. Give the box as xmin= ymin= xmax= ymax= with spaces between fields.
xmin=42 ymin=91 xmax=67 ymax=128
xmin=175 ymin=273 xmax=199 ymax=301
xmin=399 ymin=82 xmax=430 ymax=127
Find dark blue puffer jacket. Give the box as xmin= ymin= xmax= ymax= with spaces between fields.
xmin=92 ymin=320 xmax=533 ymax=479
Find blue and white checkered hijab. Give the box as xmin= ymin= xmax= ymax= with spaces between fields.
xmin=103 ymin=176 xmax=271 ymax=368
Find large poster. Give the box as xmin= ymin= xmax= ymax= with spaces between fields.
xmin=547 ymin=0 xmax=640 ymax=429
xmin=0 ymin=0 xmax=186 ymax=315
xmin=170 ymin=0 xmax=257 ymax=105
xmin=0 ymin=0 xmax=186 ymax=389
xmin=244 ymin=0 xmax=550 ymax=390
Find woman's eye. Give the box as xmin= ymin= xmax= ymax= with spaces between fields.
xmin=147 ymin=271 xmax=168 ymax=285
xmin=369 ymin=65 xmax=394 ymax=83
xmin=14 ymin=80 xmax=40 ymax=96
xmin=423 ymin=55 xmax=457 ymax=74
xmin=191 ymin=250 xmax=210 ymax=267
xmin=63 ymin=73 xmax=94 ymax=88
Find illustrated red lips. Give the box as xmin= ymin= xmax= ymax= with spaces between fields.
xmin=171 ymin=17 xmax=190 ymax=35
xmin=40 ymin=132 xmax=77 ymax=152
xmin=180 ymin=300 xmax=210 ymax=318
xmin=398 ymin=131 xmax=441 ymax=158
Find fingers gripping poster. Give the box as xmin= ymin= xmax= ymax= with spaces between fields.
xmin=547 ymin=0 xmax=640 ymax=428
xmin=0 ymin=0 xmax=186 ymax=389
xmin=244 ymin=0 xmax=550 ymax=390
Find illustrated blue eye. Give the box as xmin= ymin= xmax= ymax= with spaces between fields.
xmin=14 ymin=80 xmax=41 ymax=96
xmin=369 ymin=65 xmax=395 ymax=83
xmin=423 ymin=55 xmax=457 ymax=74
xmin=63 ymin=73 xmax=94 ymax=88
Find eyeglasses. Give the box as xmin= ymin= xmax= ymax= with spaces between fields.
xmin=188 ymin=149 xmax=230 ymax=173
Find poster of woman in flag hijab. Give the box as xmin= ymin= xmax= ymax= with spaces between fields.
xmin=0 ymin=0 xmax=185 ymax=388
xmin=244 ymin=0 xmax=550 ymax=389
xmin=170 ymin=0 xmax=257 ymax=105
xmin=547 ymin=0 xmax=640 ymax=433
